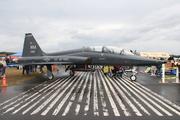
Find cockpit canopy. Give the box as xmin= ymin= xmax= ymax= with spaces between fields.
xmin=89 ymin=46 xmax=134 ymax=55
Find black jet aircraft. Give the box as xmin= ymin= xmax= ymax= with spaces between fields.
xmin=17 ymin=33 xmax=166 ymax=80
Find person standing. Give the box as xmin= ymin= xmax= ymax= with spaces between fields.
xmin=34 ymin=65 xmax=37 ymax=73
xmin=168 ymin=55 xmax=174 ymax=61
xmin=156 ymin=58 xmax=162 ymax=76
xmin=0 ymin=57 xmax=7 ymax=77
xmin=150 ymin=58 xmax=157 ymax=76
xmin=39 ymin=65 xmax=44 ymax=73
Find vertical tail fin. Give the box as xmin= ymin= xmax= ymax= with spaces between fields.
xmin=22 ymin=33 xmax=45 ymax=57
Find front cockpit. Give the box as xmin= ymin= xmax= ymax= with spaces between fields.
xmin=89 ymin=46 xmax=134 ymax=55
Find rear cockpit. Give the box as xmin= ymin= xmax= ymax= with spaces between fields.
xmin=89 ymin=46 xmax=134 ymax=55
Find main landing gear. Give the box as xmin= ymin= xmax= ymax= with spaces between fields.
xmin=48 ymin=74 xmax=54 ymax=80
xmin=70 ymin=70 xmax=75 ymax=76
xmin=47 ymin=65 xmax=54 ymax=80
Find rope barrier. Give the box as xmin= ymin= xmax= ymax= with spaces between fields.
xmin=160 ymin=64 xmax=180 ymax=84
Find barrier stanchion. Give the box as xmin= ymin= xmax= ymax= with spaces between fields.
xmin=159 ymin=64 xmax=169 ymax=83
xmin=172 ymin=67 xmax=180 ymax=84
xmin=160 ymin=64 xmax=180 ymax=84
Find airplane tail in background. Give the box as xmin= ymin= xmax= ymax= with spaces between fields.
xmin=22 ymin=33 xmax=45 ymax=57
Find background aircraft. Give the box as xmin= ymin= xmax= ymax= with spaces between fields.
xmin=17 ymin=33 xmax=166 ymax=80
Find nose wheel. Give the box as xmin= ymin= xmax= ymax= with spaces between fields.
xmin=130 ymin=75 xmax=137 ymax=82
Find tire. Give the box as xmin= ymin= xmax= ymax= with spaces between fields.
xmin=70 ymin=70 xmax=74 ymax=76
xmin=115 ymin=74 xmax=120 ymax=78
xmin=130 ymin=75 xmax=137 ymax=81
xmin=48 ymin=74 xmax=54 ymax=80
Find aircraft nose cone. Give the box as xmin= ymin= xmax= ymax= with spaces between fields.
xmin=157 ymin=60 xmax=167 ymax=64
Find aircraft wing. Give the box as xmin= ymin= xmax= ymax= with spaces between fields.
xmin=17 ymin=56 xmax=91 ymax=65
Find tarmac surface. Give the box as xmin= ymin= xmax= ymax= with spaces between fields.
xmin=0 ymin=67 xmax=180 ymax=120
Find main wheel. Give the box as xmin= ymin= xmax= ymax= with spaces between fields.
xmin=130 ymin=75 xmax=137 ymax=82
xmin=48 ymin=74 xmax=54 ymax=80
xmin=70 ymin=70 xmax=74 ymax=76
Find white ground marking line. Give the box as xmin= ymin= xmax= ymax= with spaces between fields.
xmin=99 ymin=70 xmax=120 ymax=116
xmin=127 ymin=76 xmax=180 ymax=111
xmin=119 ymin=77 xmax=164 ymax=116
xmin=84 ymin=73 xmax=93 ymax=115
xmin=93 ymin=73 xmax=99 ymax=116
xmin=1 ymin=92 xmax=40 ymax=115
xmin=62 ymin=102 xmax=73 ymax=116
xmin=74 ymin=73 xmax=90 ymax=115
xmin=1 ymin=79 xmax=60 ymax=110
xmin=124 ymin=75 xmax=180 ymax=111
xmin=12 ymin=94 xmax=41 ymax=114
xmin=30 ymin=76 xmax=76 ymax=115
xmin=123 ymin=77 xmax=173 ymax=116
xmin=1 ymin=78 xmax=62 ymax=113
xmin=43 ymin=73 xmax=84 ymax=116
xmin=107 ymin=76 xmax=142 ymax=116
xmin=12 ymin=77 xmax=68 ymax=115
xmin=101 ymin=72 xmax=131 ymax=116
xmin=62 ymin=72 xmax=85 ymax=116
xmin=112 ymin=77 xmax=150 ymax=116
xmin=123 ymin=76 xmax=180 ymax=116
xmin=0 ymin=94 xmax=28 ymax=110
xmin=0 ymin=81 xmax=48 ymax=107
xmin=97 ymin=71 xmax=108 ymax=116
xmin=21 ymin=77 xmax=70 ymax=115
xmin=116 ymin=77 xmax=158 ymax=116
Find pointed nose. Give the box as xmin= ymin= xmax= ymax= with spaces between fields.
xmin=157 ymin=60 xmax=167 ymax=64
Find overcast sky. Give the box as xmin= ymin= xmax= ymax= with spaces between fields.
xmin=0 ymin=0 xmax=180 ymax=55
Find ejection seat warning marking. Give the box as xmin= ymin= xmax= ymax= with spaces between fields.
xmin=0 ymin=71 xmax=180 ymax=118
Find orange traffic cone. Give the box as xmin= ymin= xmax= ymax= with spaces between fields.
xmin=2 ymin=74 xmax=8 ymax=86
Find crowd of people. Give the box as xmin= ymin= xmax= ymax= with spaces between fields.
xmin=0 ymin=57 xmax=45 ymax=80
xmin=22 ymin=65 xmax=44 ymax=75
xmin=149 ymin=55 xmax=179 ymax=76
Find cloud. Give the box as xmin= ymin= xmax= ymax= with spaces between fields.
xmin=0 ymin=0 xmax=180 ymax=55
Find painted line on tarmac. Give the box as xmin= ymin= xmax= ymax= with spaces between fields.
xmin=62 ymin=72 xmax=85 ymax=116
xmin=99 ymin=70 xmax=131 ymax=116
xmin=1 ymin=79 xmax=62 ymax=115
xmin=0 ymin=70 xmax=179 ymax=117
xmin=44 ymin=72 xmax=84 ymax=116
xmin=0 ymin=81 xmax=48 ymax=107
xmin=84 ymin=73 xmax=93 ymax=115
xmin=74 ymin=73 xmax=90 ymax=115
xmin=97 ymin=71 xmax=109 ymax=116
xmin=106 ymin=75 xmax=142 ymax=116
xmin=123 ymin=76 xmax=180 ymax=116
xmin=21 ymin=77 xmax=70 ymax=115
xmin=31 ymin=75 xmax=77 ymax=115
xmin=99 ymin=70 xmax=120 ymax=116
xmin=121 ymin=77 xmax=167 ymax=116
xmin=93 ymin=73 xmax=99 ymax=116
xmin=113 ymin=76 xmax=150 ymax=116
